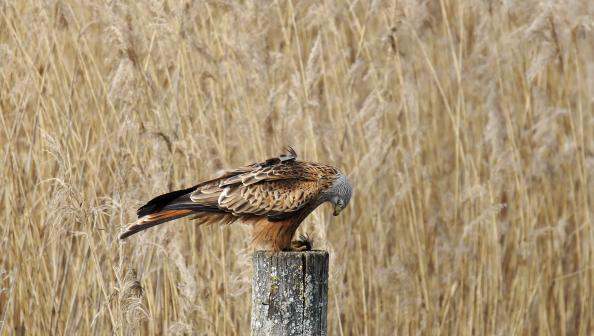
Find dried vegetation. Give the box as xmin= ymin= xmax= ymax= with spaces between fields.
xmin=1 ymin=0 xmax=593 ymax=335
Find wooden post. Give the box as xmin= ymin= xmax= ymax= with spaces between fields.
xmin=251 ymin=251 xmax=329 ymax=336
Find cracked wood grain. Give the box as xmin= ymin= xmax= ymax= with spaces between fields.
xmin=251 ymin=251 xmax=329 ymax=336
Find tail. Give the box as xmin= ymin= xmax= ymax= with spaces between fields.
xmin=120 ymin=186 xmax=220 ymax=239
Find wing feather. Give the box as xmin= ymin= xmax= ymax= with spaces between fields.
xmin=186 ymin=148 xmax=337 ymax=220
xmin=122 ymin=147 xmax=338 ymax=241
xmin=218 ymin=180 xmax=322 ymax=216
xmin=190 ymin=167 xmax=328 ymax=218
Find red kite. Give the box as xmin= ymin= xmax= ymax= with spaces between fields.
xmin=120 ymin=147 xmax=352 ymax=251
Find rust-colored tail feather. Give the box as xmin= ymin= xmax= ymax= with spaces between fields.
xmin=120 ymin=209 xmax=195 ymax=239
xmin=122 ymin=186 xmax=229 ymax=240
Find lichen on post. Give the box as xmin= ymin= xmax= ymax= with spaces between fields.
xmin=251 ymin=251 xmax=329 ymax=336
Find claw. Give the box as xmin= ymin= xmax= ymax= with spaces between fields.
xmin=286 ymin=233 xmax=313 ymax=251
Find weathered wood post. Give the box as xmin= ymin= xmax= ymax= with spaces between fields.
xmin=251 ymin=251 xmax=329 ymax=336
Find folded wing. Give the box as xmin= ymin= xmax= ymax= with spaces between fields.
xmin=121 ymin=148 xmax=331 ymax=239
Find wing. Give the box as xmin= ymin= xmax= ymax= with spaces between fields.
xmin=191 ymin=146 xmax=300 ymax=188
xmin=217 ymin=179 xmax=323 ymax=218
xmin=190 ymin=159 xmax=332 ymax=219
xmin=121 ymin=148 xmax=336 ymax=240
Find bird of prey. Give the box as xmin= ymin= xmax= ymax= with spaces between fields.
xmin=120 ymin=147 xmax=352 ymax=251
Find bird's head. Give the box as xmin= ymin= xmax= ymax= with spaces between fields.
xmin=328 ymin=174 xmax=352 ymax=216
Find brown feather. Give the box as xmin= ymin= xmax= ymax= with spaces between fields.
xmin=121 ymin=148 xmax=342 ymax=250
xmin=120 ymin=209 xmax=194 ymax=239
xmin=249 ymin=205 xmax=315 ymax=250
xmin=249 ymin=218 xmax=300 ymax=251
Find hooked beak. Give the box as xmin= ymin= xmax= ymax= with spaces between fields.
xmin=333 ymin=204 xmax=342 ymax=216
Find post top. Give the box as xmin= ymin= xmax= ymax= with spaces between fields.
xmin=253 ymin=250 xmax=329 ymax=257
xmin=251 ymin=249 xmax=329 ymax=335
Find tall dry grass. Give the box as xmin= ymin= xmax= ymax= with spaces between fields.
xmin=1 ymin=0 xmax=593 ymax=335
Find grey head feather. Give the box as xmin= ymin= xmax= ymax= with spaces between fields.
xmin=323 ymin=173 xmax=352 ymax=207
xmin=336 ymin=174 xmax=352 ymax=206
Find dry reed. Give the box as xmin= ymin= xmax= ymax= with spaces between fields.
xmin=1 ymin=0 xmax=593 ymax=335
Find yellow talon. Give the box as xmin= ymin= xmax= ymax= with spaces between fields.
xmin=287 ymin=234 xmax=313 ymax=251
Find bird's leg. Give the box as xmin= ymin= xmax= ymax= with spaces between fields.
xmin=286 ymin=233 xmax=313 ymax=251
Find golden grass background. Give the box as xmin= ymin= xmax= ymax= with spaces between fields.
xmin=1 ymin=1 xmax=593 ymax=335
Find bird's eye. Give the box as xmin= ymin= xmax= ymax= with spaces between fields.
xmin=338 ymin=199 xmax=344 ymax=207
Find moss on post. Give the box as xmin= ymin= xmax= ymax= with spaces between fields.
xmin=251 ymin=251 xmax=329 ymax=336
